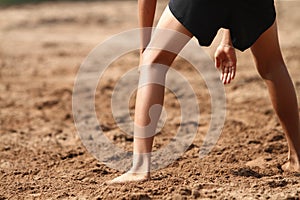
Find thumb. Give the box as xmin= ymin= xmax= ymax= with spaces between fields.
xmin=215 ymin=56 xmax=221 ymax=68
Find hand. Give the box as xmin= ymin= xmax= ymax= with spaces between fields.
xmin=214 ymin=44 xmax=237 ymax=84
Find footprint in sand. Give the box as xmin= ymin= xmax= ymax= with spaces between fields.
xmin=246 ymin=157 xmax=269 ymax=169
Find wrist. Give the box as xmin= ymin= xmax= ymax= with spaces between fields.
xmin=221 ymin=29 xmax=233 ymax=46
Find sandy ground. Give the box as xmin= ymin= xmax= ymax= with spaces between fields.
xmin=1 ymin=0 xmax=300 ymax=199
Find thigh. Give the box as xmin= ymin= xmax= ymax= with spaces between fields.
xmin=250 ymin=21 xmax=286 ymax=78
xmin=156 ymin=5 xmax=193 ymax=37
xmin=142 ymin=6 xmax=193 ymax=66
xmin=169 ymin=0 xmax=229 ymax=48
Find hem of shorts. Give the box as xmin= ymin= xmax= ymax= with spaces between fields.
xmin=169 ymin=3 xmax=276 ymax=52
xmin=168 ymin=4 xmax=214 ymax=47
xmin=168 ymin=4 xmax=193 ymax=36
xmin=234 ymin=12 xmax=277 ymax=52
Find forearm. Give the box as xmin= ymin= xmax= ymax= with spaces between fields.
xmin=138 ymin=0 xmax=157 ymax=52
xmin=220 ymin=29 xmax=233 ymax=46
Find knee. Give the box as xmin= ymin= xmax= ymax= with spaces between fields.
xmin=139 ymin=51 xmax=171 ymax=85
xmin=256 ymin=62 xmax=272 ymax=80
xmin=255 ymin=60 xmax=287 ymax=80
xmin=138 ymin=63 xmax=169 ymax=86
xmin=141 ymin=49 xmax=176 ymax=67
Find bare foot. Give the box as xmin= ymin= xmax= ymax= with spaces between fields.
xmin=282 ymin=159 xmax=300 ymax=172
xmin=107 ymin=153 xmax=151 ymax=184
xmin=107 ymin=172 xmax=150 ymax=184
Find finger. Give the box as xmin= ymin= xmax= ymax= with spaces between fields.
xmin=224 ymin=65 xmax=230 ymax=84
xmin=231 ymin=66 xmax=236 ymax=80
xmin=221 ymin=64 xmax=225 ymax=82
xmin=226 ymin=67 xmax=232 ymax=84
xmin=219 ymin=60 xmax=224 ymax=80
xmin=223 ymin=62 xmax=232 ymax=83
xmin=223 ymin=66 xmax=229 ymax=84
xmin=215 ymin=57 xmax=221 ymax=68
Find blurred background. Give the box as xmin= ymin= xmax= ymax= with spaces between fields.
xmin=0 ymin=0 xmax=130 ymax=6
xmin=0 ymin=0 xmax=300 ymax=199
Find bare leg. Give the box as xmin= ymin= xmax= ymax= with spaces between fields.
xmin=108 ymin=6 xmax=193 ymax=184
xmin=250 ymin=22 xmax=300 ymax=172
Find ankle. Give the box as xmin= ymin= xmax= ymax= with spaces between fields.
xmin=131 ymin=153 xmax=151 ymax=173
xmin=288 ymin=151 xmax=300 ymax=164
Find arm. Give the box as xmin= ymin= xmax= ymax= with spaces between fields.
xmin=214 ymin=29 xmax=237 ymax=84
xmin=138 ymin=0 xmax=157 ymax=54
xmin=220 ymin=29 xmax=233 ymax=47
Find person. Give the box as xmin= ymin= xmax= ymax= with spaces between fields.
xmin=108 ymin=0 xmax=300 ymax=184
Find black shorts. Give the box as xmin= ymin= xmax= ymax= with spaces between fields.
xmin=169 ymin=0 xmax=276 ymax=51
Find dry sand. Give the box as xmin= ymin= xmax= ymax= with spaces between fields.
xmin=1 ymin=0 xmax=300 ymax=199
